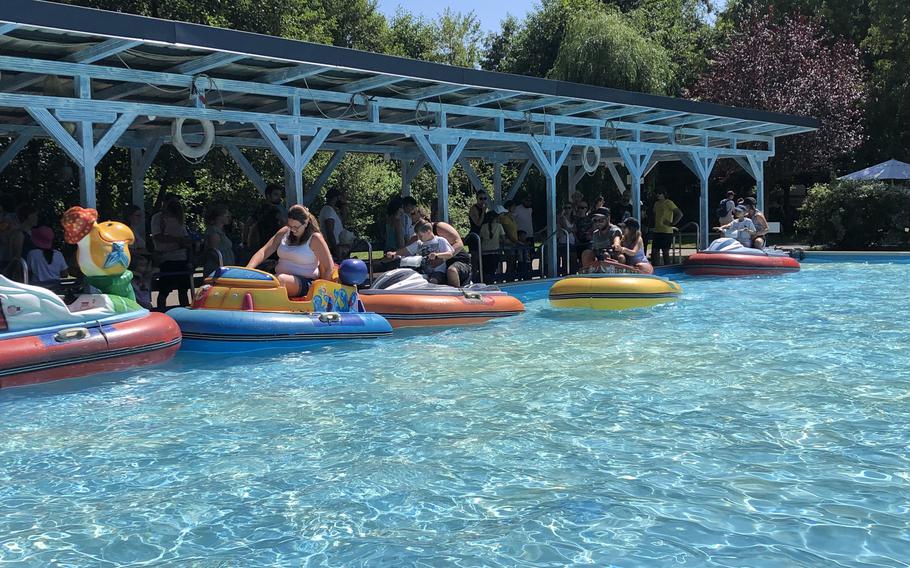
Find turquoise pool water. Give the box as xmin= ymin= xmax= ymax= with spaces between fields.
xmin=2 ymin=261 xmax=910 ymax=567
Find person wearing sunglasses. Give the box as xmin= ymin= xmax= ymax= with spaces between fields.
xmin=469 ymin=190 xmax=489 ymax=235
xmin=245 ymin=205 xmax=333 ymax=297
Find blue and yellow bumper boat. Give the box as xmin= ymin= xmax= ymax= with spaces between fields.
xmin=169 ymin=267 xmax=391 ymax=352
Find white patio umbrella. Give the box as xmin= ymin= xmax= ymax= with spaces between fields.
xmin=839 ymin=159 xmax=910 ymax=181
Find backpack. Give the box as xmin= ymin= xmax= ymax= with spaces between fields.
xmin=715 ymin=199 xmax=731 ymax=219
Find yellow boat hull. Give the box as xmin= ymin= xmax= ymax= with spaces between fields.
xmin=548 ymin=274 xmax=682 ymax=310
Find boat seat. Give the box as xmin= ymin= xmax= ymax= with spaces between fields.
xmin=0 ymin=275 xmax=123 ymax=332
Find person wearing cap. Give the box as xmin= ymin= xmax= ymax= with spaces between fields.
xmin=614 ymin=218 xmax=653 ymax=274
xmin=652 ymin=190 xmax=683 ymax=266
xmin=742 ymin=197 xmax=769 ymax=248
xmin=407 ymin=207 xmax=473 ymax=286
xmin=386 ymin=220 xmax=454 ymax=285
xmin=718 ymin=190 xmax=736 ymax=225
xmin=580 ymin=207 xmax=622 ymax=272
xmin=25 ymin=225 xmax=69 ymax=291
xmin=713 ymin=205 xmax=756 ymax=247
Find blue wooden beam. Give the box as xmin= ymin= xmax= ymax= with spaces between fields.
xmin=457 ymin=157 xmax=489 ymax=194
xmin=637 ymin=110 xmax=688 ymax=124
xmin=304 ymin=150 xmax=346 ymax=204
xmin=67 ymin=38 xmax=141 ymax=64
xmin=561 ymin=102 xmax=611 ymax=116
xmin=173 ymin=52 xmax=244 ymax=75
xmin=406 ymin=84 xmax=468 ymax=100
xmin=97 ymin=52 xmax=243 ymax=101
xmin=92 ymin=112 xmax=136 ymax=163
xmin=599 ymin=106 xmax=652 ymax=120
xmin=25 ymin=106 xmax=84 ymax=165
xmin=225 ymin=144 xmax=267 ymax=192
xmin=461 ymin=90 xmax=520 ymax=107
xmin=509 ymin=96 xmax=570 ymax=112
xmin=339 ymin=75 xmax=406 ymax=94
xmin=410 ymin=133 xmax=443 ymax=172
xmin=0 ymin=38 xmax=141 ymax=93
xmin=259 ymin=64 xmax=328 ymax=85
xmin=506 ymin=160 xmax=532 ymax=201
xmin=0 ymin=131 xmax=33 ymax=173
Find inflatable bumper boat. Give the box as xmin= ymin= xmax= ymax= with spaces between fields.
xmin=359 ymin=269 xmax=525 ymax=327
xmin=0 ymin=276 xmax=180 ymax=389
xmin=168 ymin=266 xmax=391 ymax=352
xmin=684 ymin=238 xmax=800 ymax=276
xmin=549 ymin=272 xmax=682 ymax=310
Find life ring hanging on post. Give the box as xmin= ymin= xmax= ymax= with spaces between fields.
xmin=172 ymin=117 xmax=214 ymax=160
xmin=581 ymin=145 xmax=601 ymax=173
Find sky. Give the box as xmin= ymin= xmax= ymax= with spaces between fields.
xmin=376 ymin=0 xmax=532 ymax=33
xmin=377 ymin=0 xmax=727 ymax=33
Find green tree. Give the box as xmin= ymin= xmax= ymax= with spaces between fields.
xmin=627 ymin=0 xmax=714 ymax=94
xmin=481 ymin=15 xmax=518 ymax=71
xmin=862 ymin=0 xmax=910 ymax=162
xmin=550 ymin=8 xmax=673 ymax=94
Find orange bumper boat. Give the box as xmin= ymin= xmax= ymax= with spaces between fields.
xmin=359 ymin=269 xmax=524 ymax=328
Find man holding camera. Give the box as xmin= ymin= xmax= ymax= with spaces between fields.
xmin=579 ymin=207 xmax=622 ymax=272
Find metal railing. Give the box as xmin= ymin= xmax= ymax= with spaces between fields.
xmin=674 ymin=222 xmax=701 ymax=260
xmin=538 ymin=228 xmax=571 ymax=278
xmin=465 ymin=232 xmax=483 ymax=283
xmin=17 ymin=257 xmax=28 ymax=284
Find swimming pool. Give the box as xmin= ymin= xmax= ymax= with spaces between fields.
xmin=2 ymin=260 xmax=909 ymax=566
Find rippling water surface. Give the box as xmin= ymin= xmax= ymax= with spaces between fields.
xmin=2 ymin=261 xmax=910 ymax=567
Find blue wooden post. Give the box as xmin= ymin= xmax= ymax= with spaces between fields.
xmin=618 ymin=146 xmax=654 ymax=223
xmin=527 ymin=137 xmax=572 ymax=277
xmin=682 ymin=152 xmax=718 ymax=250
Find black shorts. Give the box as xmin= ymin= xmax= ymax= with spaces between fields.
xmin=448 ymin=261 xmax=471 ymax=285
xmin=291 ymin=275 xmax=312 ymax=296
xmin=652 ymin=232 xmax=673 ymax=251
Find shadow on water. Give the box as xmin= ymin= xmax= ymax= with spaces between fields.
xmin=534 ymin=303 xmax=677 ymax=323
xmin=0 ymin=336 xmax=391 ymax=400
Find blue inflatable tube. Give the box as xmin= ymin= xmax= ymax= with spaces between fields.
xmin=168 ymin=308 xmax=392 ymax=353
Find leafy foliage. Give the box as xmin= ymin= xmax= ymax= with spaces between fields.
xmin=862 ymin=0 xmax=910 ymax=162
xmin=797 ymin=180 xmax=910 ymax=247
xmin=550 ymin=8 xmax=673 ymax=94
xmin=692 ymin=11 xmax=866 ymax=177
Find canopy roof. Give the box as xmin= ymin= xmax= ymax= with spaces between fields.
xmin=0 ymin=0 xmax=816 ymax=161
xmin=839 ymin=159 xmax=910 ymax=181
xmin=0 ymin=0 xmax=820 ymax=258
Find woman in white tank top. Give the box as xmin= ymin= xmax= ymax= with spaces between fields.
xmin=246 ymin=204 xmax=333 ymax=296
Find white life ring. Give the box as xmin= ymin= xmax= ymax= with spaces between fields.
xmin=171 ymin=117 xmax=214 ymax=159
xmin=581 ymin=145 xmax=601 ymax=173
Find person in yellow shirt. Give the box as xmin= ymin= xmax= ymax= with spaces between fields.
xmin=651 ymin=190 xmax=683 ymax=266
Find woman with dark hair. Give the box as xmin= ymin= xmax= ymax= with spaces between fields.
xmin=120 ymin=204 xmax=147 ymax=255
xmin=10 ymin=204 xmax=39 ymax=261
xmin=203 ymin=203 xmax=235 ymax=276
xmin=244 ymin=203 xmax=283 ymax=254
xmin=246 ymin=204 xmax=333 ymax=297
xmin=743 ymin=197 xmax=769 ymax=249
xmin=384 ymin=196 xmax=405 ymax=252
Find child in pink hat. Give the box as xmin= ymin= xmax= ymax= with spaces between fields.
xmin=25 ymin=225 xmax=69 ymax=291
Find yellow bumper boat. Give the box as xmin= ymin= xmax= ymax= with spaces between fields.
xmin=548 ymin=273 xmax=682 ymax=310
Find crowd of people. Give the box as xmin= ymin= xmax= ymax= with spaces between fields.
xmin=0 ymin=183 xmax=772 ymax=308
xmin=0 ymin=182 xmax=361 ymax=311
xmin=713 ymin=190 xmax=770 ymax=248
